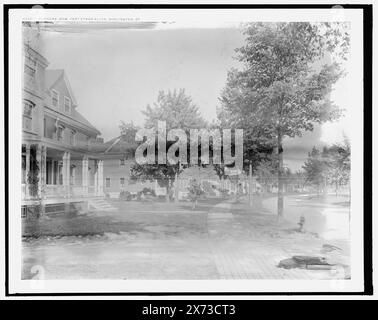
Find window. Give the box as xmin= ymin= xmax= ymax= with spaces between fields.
xmin=21 ymin=207 xmax=27 ymax=219
xmin=57 ymin=126 xmax=64 ymax=142
xmin=51 ymin=90 xmax=59 ymax=108
xmin=64 ymin=96 xmax=71 ymax=114
xmin=106 ymin=178 xmax=111 ymax=188
xmin=24 ymin=65 xmax=36 ymax=77
xmin=22 ymin=100 xmax=34 ymax=131
xmin=120 ymin=159 xmax=125 ymax=166
xmin=70 ymin=130 xmax=76 ymax=145
xmin=120 ymin=177 xmax=125 ymax=187
xmin=22 ymin=154 xmax=26 ymax=183
xmin=24 ymin=56 xmax=36 ymax=78
xmin=86 ymin=136 xmax=91 ymax=147
xmin=23 ymin=100 xmax=33 ymax=117
xmin=43 ymin=117 xmax=46 ymax=137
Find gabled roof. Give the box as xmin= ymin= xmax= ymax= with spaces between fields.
xmin=72 ymin=109 xmax=101 ymax=135
xmin=45 ymin=69 xmax=78 ymax=106
xmin=91 ymin=134 xmax=138 ymax=154
xmin=44 ymin=69 xmax=100 ymax=135
xmin=45 ymin=69 xmax=63 ymax=89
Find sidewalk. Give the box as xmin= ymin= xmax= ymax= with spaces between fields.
xmin=207 ymin=200 xmax=349 ymax=280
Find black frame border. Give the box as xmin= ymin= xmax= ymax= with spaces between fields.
xmin=3 ymin=3 xmax=373 ymax=297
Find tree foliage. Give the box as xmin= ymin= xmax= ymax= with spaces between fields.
xmin=218 ymin=22 xmax=350 ymax=215
xmin=187 ymin=179 xmax=204 ymax=209
xmin=302 ymin=139 xmax=350 ymax=194
xmin=27 ymin=145 xmax=40 ymax=198
xmin=302 ymin=146 xmax=326 ymax=193
xmin=129 ymin=89 xmax=206 ymax=200
xmin=142 ymin=89 xmax=207 ymax=130
xmin=119 ymin=121 xmax=139 ymax=143
xmin=219 ymin=22 xmax=349 ymax=141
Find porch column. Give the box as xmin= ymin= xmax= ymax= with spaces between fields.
xmin=82 ymin=156 xmax=89 ymax=194
xmin=25 ymin=144 xmax=30 ymax=180
xmin=35 ymin=144 xmax=41 ymax=197
xmin=62 ymin=152 xmax=67 ymax=189
xmin=25 ymin=144 xmax=30 ymax=198
xmin=49 ymin=159 xmax=54 ymax=184
xmin=94 ymin=160 xmax=98 ymax=195
xmin=36 ymin=144 xmax=46 ymax=199
xmin=36 ymin=144 xmax=46 ymax=216
xmin=62 ymin=152 xmax=71 ymax=197
xmin=97 ymin=160 xmax=104 ymax=196
xmin=42 ymin=146 xmax=47 ymax=196
xmin=62 ymin=153 xmax=66 ymax=197
xmin=66 ymin=152 xmax=71 ymax=196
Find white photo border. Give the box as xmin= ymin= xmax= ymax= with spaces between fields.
xmin=4 ymin=4 xmax=371 ymax=296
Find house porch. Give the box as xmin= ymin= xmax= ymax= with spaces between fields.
xmin=22 ymin=143 xmax=104 ymax=215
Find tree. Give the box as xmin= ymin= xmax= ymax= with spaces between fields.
xmin=119 ymin=121 xmax=139 ymax=143
xmin=130 ymin=89 xmax=207 ymax=201
xmin=27 ymin=144 xmax=40 ymax=198
xmin=303 ymin=140 xmax=351 ymax=196
xmin=322 ymin=138 xmax=351 ymax=195
xmin=219 ymin=22 xmax=349 ymax=217
xmin=117 ymin=121 xmax=140 ymax=158
xmin=187 ymin=179 xmax=204 ymax=209
xmin=254 ymin=156 xmax=278 ymax=193
xmin=130 ymin=163 xmax=180 ymax=202
xmin=142 ymin=89 xmax=207 ymax=130
xmin=302 ymin=147 xmax=327 ymax=195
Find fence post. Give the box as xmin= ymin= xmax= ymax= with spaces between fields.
xmin=249 ymin=162 xmax=253 ymax=207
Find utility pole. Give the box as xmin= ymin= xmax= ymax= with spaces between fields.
xmin=249 ymin=162 xmax=253 ymax=207
xmin=174 ymin=161 xmax=180 ymax=203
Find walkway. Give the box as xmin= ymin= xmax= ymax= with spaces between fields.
xmin=207 ymin=200 xmax=346 ymax=280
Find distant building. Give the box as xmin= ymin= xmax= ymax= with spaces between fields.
xmin=93 ymin=135 xmax=158 ymax=197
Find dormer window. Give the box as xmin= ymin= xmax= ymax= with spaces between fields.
xmin=51 ymin=89 xmax=59 ymax=108
xmin=120 ymin=159 xmax=125 ymax=166
xmin=64 ymin=96 xmax=71 ymax=114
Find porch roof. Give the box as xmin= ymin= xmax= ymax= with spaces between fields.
xmin=90 ymin=134 xmax=138 ymax=156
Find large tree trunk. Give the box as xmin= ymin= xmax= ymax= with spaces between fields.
xmin=248 ymin=163 xmax=253 ymax=207
xmin=323 ymin=176 xmax=328 ymax=195
xmin=166 ymin=179 xmax=171 ymax=203
xmin=192 ymin=198 xmax=198 ymax=210
xmin=174 ymin=171 xmax=179 ymax=203
xmin=277 ymin=132 xmax=284 ymax=218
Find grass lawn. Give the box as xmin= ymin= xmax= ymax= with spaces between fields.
xmin=22 ymin=198 xmax=222 ymax=239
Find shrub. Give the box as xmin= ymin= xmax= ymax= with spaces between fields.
xmin=119 ymin=190 xmax=132 ymax=201
xmin=142 ymin=187 xmax=156 ymax=196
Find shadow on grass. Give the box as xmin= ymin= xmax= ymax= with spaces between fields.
xmin=22 ymin=214 xmax=146 ymax=239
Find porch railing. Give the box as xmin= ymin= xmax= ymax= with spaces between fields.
xmin=22 ymin=183 xmax=102 ymax=201
xmin=45 ymin=185 xmax=66 ymax=198
xmin=87 ymin=186 xmax=96 ymax=196
xmin=37 ymin=184 xmax=102 ymax=199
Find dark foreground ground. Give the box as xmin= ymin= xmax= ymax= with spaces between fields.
xmin=22 ymin=194 xmax=350 ymax=280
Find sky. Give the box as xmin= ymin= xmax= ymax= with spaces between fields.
xmin=37 ymin=24 xmax=352 ymax=171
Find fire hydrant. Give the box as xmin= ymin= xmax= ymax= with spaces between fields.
xmin=298 ymin=215 xmax=305 ymax=232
